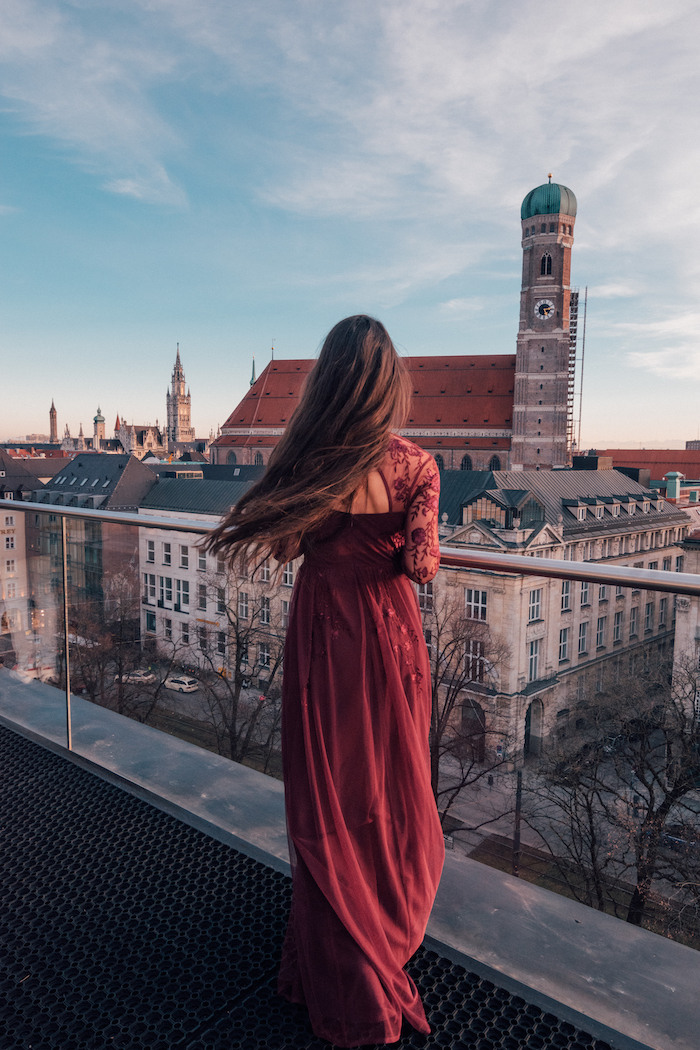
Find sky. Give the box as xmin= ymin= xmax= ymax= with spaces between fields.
xmin=2 ymin=0 xmax=700 ymax=448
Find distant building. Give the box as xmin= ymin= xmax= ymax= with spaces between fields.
xmin=166 ymin=345 xmax=195 ymax=451
xmin=211 ymin=178 xmax=580 ymax=471
xmin=49 ymin=400 xmax=58 ymax=444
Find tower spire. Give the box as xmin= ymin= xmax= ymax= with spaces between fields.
xmin=250 ymin=356 xmax=257 ymax=387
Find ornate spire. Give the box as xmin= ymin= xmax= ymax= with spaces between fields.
xmin=250 ymin=356 xmax=256 ymax=387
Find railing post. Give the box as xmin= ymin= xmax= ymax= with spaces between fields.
xmin=512 ymin=769 xmax=522 ymax=877
xmin=61 ymin=515 xmax=72 ymax=751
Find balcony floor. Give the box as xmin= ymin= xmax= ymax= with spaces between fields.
xmin=0 ymin=723 xmax=617 ymax=1050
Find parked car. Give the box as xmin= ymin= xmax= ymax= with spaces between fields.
xmin=114 ymin=669 xmax=157 ymax=685
xmin=164 ymin=674 xmax=199 ymax=693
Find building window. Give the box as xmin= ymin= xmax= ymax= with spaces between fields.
xmin=612 ymin=504 xmax=620 ymax=517
xmin=540 ymin=252 xmax=552 ymax=275
xmin=143 ymin=573 xmax=156 ymax=602
xmin=616 ymin=585 xmax=624 ymax=598
xmin=164 ymin=618 xmax=172 ymax=641
xmin=663 ymin=556 xmax=672 ymax=571
xmin=5 ymin=560 xmax=15 ymax=574
xmin=260 ymin=596 xmax=271 ymax=625
xmin=198 ymin=626 xmax=208 ymax=651
xmin=488 ymin=455 xmax=501 ymax=471
xmin=578 ymin=621 xmax=588 ymax=654
xmin=4 ymin=515 xmax=14 ymax=527
xmin=645 ymin=602 xmax=654 ymax=632
xmin=528 ymin=639 xmax=539 ymax=682
xmin=580 ymin=581 xmax=589 ymax=606
xmin=577 ymin=507 xmax=586 ymax=521
xmin=465 ymin=640 xmax=485 ymax=682
xmin=159 ymin=576 xmax=172 ymax=604
xmin=4 ymin=536 xmax=14 ymax=550
xmin=418 ymin=582 xmax=433 ymax=611
xmin=559 ymin=627 xmax=569 ymax=662
xmin=217 ymin=556 xmax=226 ymax=574
xmin=198 ymin=550 xmax=206 ymax=571
xmin=259 ymin=641 xmax=270 ymax=668
xmin=461 ymin=455 xmax=472 ymax=471
xmin=283 ymin=563 xmax=295 ymax=587
xmin=648 ymin=560 xmax=657 ymax=571
xmin=176 ymin=579 xmax=189 ymax=608
xmin=434 ymin=454 xmax=445 ymax=470
xmin=238 ymin=592 xmax=249 ymax=619
xmin=613 ymin=610 xmax=623 ymax=642
xmin=260 ymin=559 xmax=270 ymax=582
xmin=465 ymin=589 xmax=487 ymax=621
xmin=254 ymin=451 xmax=264 ymax=466
xmin=281 ymin=600 xmax=290 ymax=629
xmin=146 ymin=540 xmax=154 ymax=563
xmin=163 ymin=542 xmax=171 ymax=566
xmin=528 ymin=588 xmax=542 ymax=622
xmin=630 ymin=606 xmax=638 ymax=637
xmin=561 ymin=580 xmax=571 ymax=611
xmin=198 ymin=584 xmax=207 ymax=611
xmin=217 ymin=631 xmax=226 ymax=656
xmin=677 ymin=556 xmax=685 ymax=572
xmin=181 ymin=622 xmax=190 ymax=645
xmin=659 ymin=597 xmax=668 ymax=626
xmin=595 ymin=506 xmax=604 ymax=519
xmin=596 ymin=616 xmax=606 ymax=648
xmin=180 ymin=545 xmax=189 ymax=569
xmin=145 ymin=611 xmax=156 ymax=633
xmin=216 ymin=587 xmax=225 ymax=614
xmin=597 ymin=585 xmax=606 ymax=603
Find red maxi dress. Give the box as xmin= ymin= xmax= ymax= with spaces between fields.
xmin=278 ymin=436 xmax=444 ymax=1047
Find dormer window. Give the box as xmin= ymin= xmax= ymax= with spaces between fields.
xmin=628 ymin=503 xmax=635 ymax=515
xmin=612 ymin=504 xmax=620 ymax=517
xmin=642 ymin=502 xmax=650 ymax=513
xmin=595 ymin=506 xmax=604 ymax=519
xmin=577 ymin=507 xmax=586 ymax=521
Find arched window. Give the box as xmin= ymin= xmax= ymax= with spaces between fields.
xmin=227 ymin=451 xmax=237 ymax=465
xmin=434 ymin=454 xmax=444 ymax=471
xmin=540 ymin=252 xmax=552 ymax=276
xmin=460 ymin=454 xmax=472 ymax=471
xmin=254 ymin=451 xmax=264 ymax=466
xmin=488 ymin=455 xmax=501 ymax=471
xmin=540 ymin=223 xmax=546 ymax=233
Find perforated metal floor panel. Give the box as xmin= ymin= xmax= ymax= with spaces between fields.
xmin=0 ymin=725 xmax=613 ymax=1050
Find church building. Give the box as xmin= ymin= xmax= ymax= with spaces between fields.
xmin=210 ymin=178 xmax=579 ymax=470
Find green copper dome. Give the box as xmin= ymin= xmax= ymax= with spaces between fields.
xmin=521 ymin=180 xmax=577 ymax=220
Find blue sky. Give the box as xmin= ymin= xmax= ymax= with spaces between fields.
xmin=2 ymin=0 xmax=700 ymax=448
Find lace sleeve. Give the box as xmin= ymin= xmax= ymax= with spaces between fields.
xmin=402 ymin=454 xmax=440 ymax=583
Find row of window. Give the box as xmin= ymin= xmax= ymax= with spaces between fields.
xmin=143 ymin=613 xmax=276 ymax=667
xmin=435 ymin=454 xmax=501 ymax=472
xmin=142 ymin=576 xmax=291 ymax=626
xmin=144 ymin=541 xmax=296 ymax=587
xmin=523 ymin=223 xmax=573 ymax=237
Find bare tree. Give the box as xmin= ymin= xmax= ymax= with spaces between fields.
xmin=531 ymin=646 xmax=700 ymax=933
xmin=420 ymin=580 xmax=511 ymax=827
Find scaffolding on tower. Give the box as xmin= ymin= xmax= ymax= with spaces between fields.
xmin=566 ymin=288 xmax=579 ymax=464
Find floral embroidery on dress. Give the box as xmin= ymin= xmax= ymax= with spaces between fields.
xmin=381 ymin=436 xmax=440 ymax=583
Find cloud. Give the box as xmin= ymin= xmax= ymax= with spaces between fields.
xmin=588 ymin=282 xmax=640 ymax=299
xmin=439 ymin=297 xmax=486 ymax=319
xmin=623 ymin=312 xmax=700 ymax=379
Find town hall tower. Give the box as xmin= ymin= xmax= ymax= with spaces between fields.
xmin=166 ymin=345 xmax=195 ymax=450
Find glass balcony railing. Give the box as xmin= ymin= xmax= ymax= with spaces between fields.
xmin=3 ymin=498 xmax=700 ymax=946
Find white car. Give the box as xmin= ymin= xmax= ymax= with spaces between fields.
xmin=164 ymin=674 xmax=199 ymax=693
xmin=114 ymin=669 xmax=157 ymax=685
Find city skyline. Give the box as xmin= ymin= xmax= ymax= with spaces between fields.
xmin=2 ymin=1 xmax=700 ymax=447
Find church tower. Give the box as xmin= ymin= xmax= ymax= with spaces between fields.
xmin=93 ymin=406 xmax=106 ymax=449
xmin=166 ymin=344 xmax=195 ymax=450
xmin=49 ymin=400 xmax=58 ymax=444
xmin=510 ymin=177 xmax=577 ymax=471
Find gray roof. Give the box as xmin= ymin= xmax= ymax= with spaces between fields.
xmin=35 ymin=453 xmax=157 ymax=510
xmin=439 ymin=468 xmax=691 ymax=537
xmin=139 ymin=479 xmax=256 ymax=516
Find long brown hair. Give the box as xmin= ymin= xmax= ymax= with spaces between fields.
xmin=205 ymin=315 xmax=410 ymax=567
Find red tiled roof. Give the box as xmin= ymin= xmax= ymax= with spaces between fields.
xmin=597 ymin=449 xmax=700 ymax=479
xmin=216 ymin=355 xmax=516 ymax=438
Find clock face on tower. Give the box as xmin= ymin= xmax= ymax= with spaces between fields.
xmin=534 ymin=299 xmax=555 ymax=320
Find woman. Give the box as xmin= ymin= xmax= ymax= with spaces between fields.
xmin=206 ymin=315 xmax=444 ymax=1046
